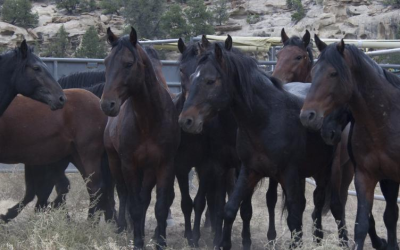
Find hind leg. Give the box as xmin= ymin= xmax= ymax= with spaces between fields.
xmin=240 ymin=183 xmax=255 ymax=250
xmin=380 ymin=180 xmax=399 ymax=250
xmin=266 ymin=178 xmax=278 ymax=241
xmin=176 ymin=168 xmax=194 ymax=244
xmin=368 ymin=213 xmax=388 ymax=250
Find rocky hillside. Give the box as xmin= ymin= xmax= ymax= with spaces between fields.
xmin=0 ymin=0 xmax=399 ymax=56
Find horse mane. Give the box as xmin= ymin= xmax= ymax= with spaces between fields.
xmin=110 ymin=35 xmax=140 ymax=63
xmin=283 ymin=35 xmax=314 ymax=64
xmin=82 ymin=82 xmax=105 ymax=98
xmin=0 ymin=46 xmax=35 ymax=78
xmin=143 ymin=46 xmax=160 ymax=60
xmin=58 ymin=71 xmax=106 ymax=89
xmin=198 ymin=46 xmax=283 ymax=109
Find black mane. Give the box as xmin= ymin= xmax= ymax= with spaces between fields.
xmin=110 ymin=35 xmax=140 ymax=62
xmin=58 ymin=71 xmax=106 ymax=89
xmin=198 ymin=46 xmax=283 ymax=109
xmin=283 ymin=35 xmax=314 ymax=64
xmin=319 ymin=43 xmax=400 ymax=89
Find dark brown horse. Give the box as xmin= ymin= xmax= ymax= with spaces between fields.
xmin=100 ymin=27 xmax=180 ymax=249
xmin=273 ymin=28 xmax=353 ymax=244
xmin=0 ymin=89 xmax=114 ymax=222
xmin=300 ymin=36 xmax=400 ymax=250
xmin=179 ymin=36 xmax=336 ymax=249
xmin=0 ymin=40 xmax=65 ymax=116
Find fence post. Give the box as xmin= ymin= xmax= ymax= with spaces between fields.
xmin=53 ymin=60 xmax=58 ymax=80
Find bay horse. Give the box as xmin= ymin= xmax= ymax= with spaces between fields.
xmin=300 ymin=36 xmax=400 ymax=250
xmin=273 ymin=29 xmax=353 ymax=243
xmin=179 ymin=36 xmax=336 ymax=249
xmin=100 ymin=27 xmax=180 ymax=249
xmin=0 ymin=40 xmax=65 ymax=116
xmin=177 ymin=37 xmax=265 ymax=248
xmin=0 ymin=89 xmax=115 ymax=223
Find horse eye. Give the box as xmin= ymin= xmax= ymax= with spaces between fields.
xmin=125 ymin=62 xmax=133 ymax=68
xmin=207 ymin=80 xmax=215 ymax=85
xmin=32 ymin=66 xmax=41 ymax=71
xmin=296 ymin=56 xmax=302 ymax=60
xmin=330 ymin=72 xmax=338 ymax=77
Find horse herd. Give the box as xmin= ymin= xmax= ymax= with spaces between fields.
xmin=0 ymin=26 xmax=399 ymax=250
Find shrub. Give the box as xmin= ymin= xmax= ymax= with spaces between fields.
xmin=1 ymin=0 xmax=39 ymax=28
xmin=383 ymin=0 xmax=400 ymax=8
xmin=290 ymin=0 xmax=305 ymax=22
xmin=185 ymin=0 xmax=214 ymax=36
xmin=213 ymin=0 xmax=230 ymax=26
xmin=160 ymin=4 xmax=190 ymax=39
xmin=55 ymin=0 xmax=81 ymax=14
xmin=99 ymin=0 xmax=122 ymax=14
xmin=75 ymin=26 xmax=106 ymax=58
xmin=45 ymin=25 xmax=69 ymax=58
xmin=246 ymin=14 xmax=260 ymax=24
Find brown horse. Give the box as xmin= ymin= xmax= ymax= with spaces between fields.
xmin=0 ymin=40 xmax=65 ymax=116
xmin=300 ymin=36 xmax=400 ymax=250
xmin=0 ymin=89 xmax=115 ymax=222
xmin=179 ymin=36 xmax=336 ymax=249
xmin=273 ymin=28 xmax=353 ymax=244
xmin=100 ymin=27 xmax=180 ymax=249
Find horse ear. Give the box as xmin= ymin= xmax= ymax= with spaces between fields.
xmin=130 ymin=27 xmax=138 ymax=47
xmin=303 ymin=30 xmax=310 ymax=48
xmin=225 ymin=35 xmax=233 ymax=51
xmin=178 ymin=38 xmax=186 ymax=54
xmin=337 ymin=39 xmax=345 ymax=55
xmin=201 ymin=35 xmax=211 ymax=49
xmin=20 ymin=39 xmax=28 ymax=59
xmin=197 ymin=42 xmax=206 ymax=55
xmin=281 ymin=28 xmax=289 ymax=44
xmin=107 ymin=27 xmax=118 ymax=44
xmin=215 ymin=43 xmax=224 ymax=64
xmin=314 ymin=34 xmax=327 ymax=52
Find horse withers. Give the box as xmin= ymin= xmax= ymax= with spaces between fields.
xmin=100 ymin=27 xmax=180 ymax=249
xmin=0 ymin=40 xmax=65 ymax=116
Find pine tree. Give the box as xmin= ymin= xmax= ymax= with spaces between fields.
xmin=213 ymin=0 xmax=229 ymax=26
xmin=122 ymin=0 xmax=165 ymax=39
xmin=160 ymin=4 xmax=190 ymax=39
xmin=46 ymin=25 xmax=69 ymax=58
xmin=75 ymin=26 xmax=107 ymax=58
xmin=185 ymin=0 xmax=215 ymax=36
xmin=55 ymin=0 xmax=80 ymax=14
xmin=2 ymin=0 xmax=39 ymax=28
xmin=100 ymin=0 xmax=122 ymax=14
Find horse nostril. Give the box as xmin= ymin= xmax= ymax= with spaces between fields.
xmin=330 ymin=130 xmax=335 ymax=141
xmin=59 ymin=95 xmax=65 ymax=104
xmin=185 ymin=118 xmax=193 ymax=127
xmin=308 ymin=111 xmax=316 ymax=121
xmin=110 ymin=101 xmax=115 ymax=109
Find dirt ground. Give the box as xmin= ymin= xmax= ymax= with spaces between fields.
xmin=0 ymin=166 xmax=397 ymax=249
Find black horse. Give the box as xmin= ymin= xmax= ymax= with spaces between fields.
xmin=0 ymin=40 xmax=65 ymax=116
xmin=179 ymin=36 xmax=336 ymax=249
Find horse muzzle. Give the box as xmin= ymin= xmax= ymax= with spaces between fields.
xmin=178 ymin=114 xmax=204 ymax=134
xmin=299 ymin=109 xmax=323 ymax=131
xmin=100 ymin=98 xmax=121 ymax=117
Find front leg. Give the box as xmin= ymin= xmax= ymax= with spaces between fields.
xmin=220 ymin=165 xmax=262 ymax=250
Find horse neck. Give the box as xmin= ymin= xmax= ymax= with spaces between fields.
xmin=129 ymin=55 xmax=167 ymax=128
xmin=228 ymin=71 xmax=287 ymax=131
xmin=349 ymin=67 xmax=397 ymax=133
xmin=0 ymin=57 xmax=17 ymax=116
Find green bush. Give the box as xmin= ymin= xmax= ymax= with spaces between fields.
xmin=246 ymin=14 xmax=260 ymax=24
xmin=1 ymin=0 xmax=39 ymax=28
xmin=160 ymin=4 xmax=190 ymax=39
xmin=79 ymin=0 xmax=96 ymax=12
xmin=45 ymin=25 xmax=69 ymax=58
xmin=185 ymin=0 xmax=214 ymax=36
xmin=122 ymin=0 xmax=165 ymax=39
xmin=75 ymin=26 xmax=106 ymax=58
xmin=213 ymin=0 xmax=229 ymax=26
xmin=290 ymin=0 xmax=305 ymax=22
xmin=55 ymin=0 xmax=80 ymax=14
xmin=383 ymin=0 xmax=400 ymax=8
xmin=99 ymin=0 xmax=121 ymax=14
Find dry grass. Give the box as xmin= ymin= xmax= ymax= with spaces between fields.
xmin=0 ymin=165 xmax=396 ymax=249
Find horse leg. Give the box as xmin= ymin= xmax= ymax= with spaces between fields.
xmin=71 ymin=152 xmax=105 ymax=220
xmin=220 ymin=166 xmax=261 ymax=250
xmin=176 ymin=168 xmax=194 ymax=244
xmin=0 ymin=165 xmax=37 ymax=223
xmin=368 ymin=213 xmax=388 ymax=250
xmin=140 ymin=168 xmax=156 ymax=238
xmin=213 ymin=168 xmax=228 ymax=248
xmin=282 ymin=170 xmax=306 ymax=248
xmin=107 ymin=149 xmax=128 ymax=232
xmin=206 ymin=182 xmax=217 ymax=232
xmin=266 ymin=178 xmax=278 ymax=241
xmin=154 ymin=161 xmax=175 ymax=250
xmin=354 ymin=171 xmax=378 ymax=250
xmin=240 ymin=181 xmax=256 ymax=250
xmin=192 ymin=167 xmax=210 ymax=247
xmin=51 ymin=159 xmax=70 ymax=209
xmin=380 ymin=179 xmax=399 ymax=250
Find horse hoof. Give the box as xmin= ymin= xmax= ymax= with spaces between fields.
xmin=0 ymin=214 xmax=10 ymax=224
xmin=219 ymin=241 xmax=232 ymax=250
xmin=372 ymin=238 xmax=387 ymax=250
